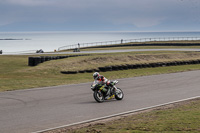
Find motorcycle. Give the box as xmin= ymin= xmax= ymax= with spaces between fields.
xmin=91 ymin=80 xmax=124 ymax=103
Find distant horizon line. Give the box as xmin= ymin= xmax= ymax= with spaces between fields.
xmin=0 ymin=30 xmax=200 ymax=33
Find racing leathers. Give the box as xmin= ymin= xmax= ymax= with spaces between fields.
xmin=94 ymin=75 xmax=113 ymax=98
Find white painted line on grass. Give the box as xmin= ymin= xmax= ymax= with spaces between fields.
xmin=32 ymin=95 xmax=200 ymax=133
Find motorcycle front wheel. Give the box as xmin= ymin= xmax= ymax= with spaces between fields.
xmin=115 ymin=88 xmax=124 ymax=100
xmin=93 ymin=90 xmax=104 ymax=103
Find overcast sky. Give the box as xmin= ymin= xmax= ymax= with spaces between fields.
xmin=0 ymin=0 xmax=200 ymax=31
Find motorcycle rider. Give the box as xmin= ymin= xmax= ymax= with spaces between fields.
xmin=93 ymin=72 xmax=113 ymax=99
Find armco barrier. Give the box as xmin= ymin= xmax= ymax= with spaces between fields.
xmin=60 ymin=59 xmax=200 ymax=74
xmin=28 ymin=54 xmax=89 ymax=66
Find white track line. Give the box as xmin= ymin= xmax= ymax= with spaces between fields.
xmin=32 ymin=96 xmax=200 ymax=133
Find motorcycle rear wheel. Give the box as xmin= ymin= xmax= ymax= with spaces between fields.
xmin=115 ymin=88 xmax=124 ymax=100
xmin=94 ymin=90 xmax=104 ymax=103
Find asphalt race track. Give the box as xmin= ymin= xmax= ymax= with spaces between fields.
xmin=0 ymin=70 xmax=200 ymax=133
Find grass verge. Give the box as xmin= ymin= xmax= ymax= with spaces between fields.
xmin=62 ymin=98 xmax=200 ymax=133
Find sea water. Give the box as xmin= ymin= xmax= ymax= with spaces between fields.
xmin=0 ymin=31 xmax=200 ymax=53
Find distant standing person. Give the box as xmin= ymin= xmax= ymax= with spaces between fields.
xmin=121 ymin=39 xmax=123 ymax=44
xmin=78 ymin=43 xmax=80 ymax=52
xmin=78 ymin=43 xmax=80 ymax=49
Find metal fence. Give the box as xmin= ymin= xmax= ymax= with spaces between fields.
xmin=58 ymin=37 xmax=200 ymax=51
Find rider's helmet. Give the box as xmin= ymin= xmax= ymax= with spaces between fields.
xmin=93 ymin=72 xmax=100 ymax=80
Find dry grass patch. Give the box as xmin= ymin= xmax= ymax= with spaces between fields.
xmin=24 ymin=51 xmax=200 ymax=72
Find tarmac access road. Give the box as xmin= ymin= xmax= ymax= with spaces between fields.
xmin=1 ymin=48 xmax=200 ymax=55
xmin=0 ymin=70 xmax=200 ymax=133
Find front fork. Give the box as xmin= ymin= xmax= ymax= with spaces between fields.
xmin=113 ymin=86 xmax=121 ymax=94
xmin=111 ymin=86 xmax=117 ymax=95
